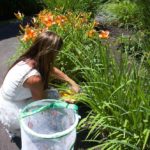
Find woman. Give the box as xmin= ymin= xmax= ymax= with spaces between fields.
xmin=0 ymin=31 xmax=80 ymax=147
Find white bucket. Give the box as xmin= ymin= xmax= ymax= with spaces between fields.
xmin=20 ymin=99 xmax=80 ymax=150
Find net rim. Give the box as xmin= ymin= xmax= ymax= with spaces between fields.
xmin=20 ymin=99 xmax=80 ymax=139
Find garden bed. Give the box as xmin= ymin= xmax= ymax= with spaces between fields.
xmin=2 ymin=0 xmax=150 ymax=149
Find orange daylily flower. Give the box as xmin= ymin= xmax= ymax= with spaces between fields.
xmin=14 ymin=11 xmax=24 ymax=20
xmin=99 ymin=30 xmax=110 ymax=39
xmin=39 ymin=12 xmax=54 ymax=27
xmin=22 ymin=25 xmax=37 ymax=42
xmin=44 ymin=16 xmax=54 ymax=27
xmin=55 ymin=15 xmax=67 ymax=26
xmin=87 ymin=29 xmax=96 ymax=38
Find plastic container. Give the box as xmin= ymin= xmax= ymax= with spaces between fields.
xmin=20 ymin=99 xmax=80 ymax=150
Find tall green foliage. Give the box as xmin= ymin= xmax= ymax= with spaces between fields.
xmin=72 ymin=42 xmax=150 ymax=149
xmin=42 ymin=0 xmax=101 ymax=17
xmin=99 ymin=0 xmax=142 ymax=29
xmin=134 ymin=0 xmax=150 ymax=30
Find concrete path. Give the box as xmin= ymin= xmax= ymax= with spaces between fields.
xmin=0 ymin=37 xmax=20 ymax=85
xmin=0 ymin=20 xmax=20 ymax=150
xmin=0 ymin=19 xmax=20 ymax=84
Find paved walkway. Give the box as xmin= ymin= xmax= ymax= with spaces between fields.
xmin=0 ymin=20 xmax=20 ymax=150
xmin=0 ymin=37 xmax=20 ymax=85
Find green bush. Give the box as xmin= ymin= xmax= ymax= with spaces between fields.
xmin=42 ymin=0 xmax=102 ymax=17
xmin=134 ymin=0 xmax=150 ymax=30
xmin=76 ymin=41 xmax=150 ymax=150
xmin=99 ymin=1 xmax=143 ymax=30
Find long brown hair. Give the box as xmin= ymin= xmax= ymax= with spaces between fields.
xmin=9 ymin=31 xmax=63 ymax=89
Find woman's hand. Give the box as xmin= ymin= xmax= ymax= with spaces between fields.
xmin=70 ymin=82 xmax=80 ymax=93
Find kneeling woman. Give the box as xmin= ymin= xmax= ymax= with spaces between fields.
xmin=0 ymin=31 xmax=80 ymax=147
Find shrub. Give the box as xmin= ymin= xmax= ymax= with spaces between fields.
xmin=42 ymin=0 xmax=102 ymax=17
xmin=98 ymin=0 xmax=143 ymax=30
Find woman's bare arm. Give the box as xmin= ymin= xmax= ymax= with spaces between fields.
xmin=50 ymin=67 xmax=80 ymax=93
xmin=23 ymin=75 xmax=45 ymax=100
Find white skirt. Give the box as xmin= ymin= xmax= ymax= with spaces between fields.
xmin=0 ymin=87 xmax=59 ymax=137
xmin=0 ymin=92 xmax=33 ymax=137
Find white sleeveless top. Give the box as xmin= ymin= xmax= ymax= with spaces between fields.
xmin=0 ymin=61 xmax=40 ymax=101
xmin=0 ymin=61 xmax=41 ymax=134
